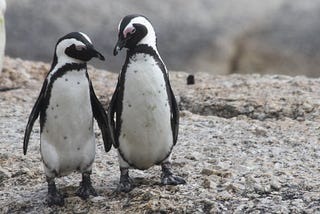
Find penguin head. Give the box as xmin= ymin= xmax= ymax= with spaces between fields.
xmin=113 ymin=15 xmax=157 ymax=55
xmin=54 ymin=32 xmax=105 ymax=64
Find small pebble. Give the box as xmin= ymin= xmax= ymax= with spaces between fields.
xmin=187 ymin=74 xmax=195 ymax=85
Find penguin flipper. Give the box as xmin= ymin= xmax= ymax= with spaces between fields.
xmin=108 ymin=80 xmax=121 ymax=148
xmin=164 ymin=72 xmax=179 ymax=146
xmin=169 ymin=85 xmax=179 ymax=145
xmin=89 ymin=81 xmax=113 ymax=152
xmin=23 ymin=79 xmax=47 ymax=155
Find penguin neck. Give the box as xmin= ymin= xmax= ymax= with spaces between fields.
xmin=49 ymin=55 xmax=87 ymax=79
xmin=58 ymin=54 xmax=85 ymax=66
xmin=136 ymin=31 xmax=158 ymax=54
xmin=51 ymin=54 xmax=87 ymax=74
xmin=125 ymin=44 xmax=167 ymax=74
xmin=127 ymin=44 xmax=159 ymax=59
xmin=127 ymin=31 xmax=160 ymax=58
xmin=47 ymin=62 xmax=87 ymax=84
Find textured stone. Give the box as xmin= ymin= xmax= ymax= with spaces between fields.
xmin=1 ymin=57 xmax=320 ymax=213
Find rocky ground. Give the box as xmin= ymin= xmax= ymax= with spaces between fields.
xmin=0 ymin=57 xmax=320 ymax=213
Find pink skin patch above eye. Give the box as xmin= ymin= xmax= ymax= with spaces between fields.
xmin=123 ymin=26 xmax=136 ymax=38
xmin=75 ymin=44 xmax=86 ymax=51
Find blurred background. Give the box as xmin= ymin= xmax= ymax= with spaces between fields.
xmin=5 ymin=0 xmax=320 ymax=77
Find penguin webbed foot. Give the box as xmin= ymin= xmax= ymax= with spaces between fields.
xmin=117 ymin=176 xmax=134 ymax=193
xmin=47 ymin=177 xmax=67 ymax=206
xmin=161 ymin=162 xmax=186 ymax=185
xmin=161 ymin=174 xmax=186 ymax=185
xmin=47 ymin=190 xmax=67 ymax=206
xmin=116 ymin=168 xmax=134 ymax=193
xmin=76 ymin=182 xmax=97 ymax=199
xmin=76 ymin=172 xmax=98 ymax=199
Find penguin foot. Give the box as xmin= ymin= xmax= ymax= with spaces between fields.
xmin=76 ymin=182 xmax=98 ymax=199
xmin=117 ymin=176 xmax=134 ymax=193
xmin=161 ymin=162 xmax=186 ymax=185
xmin=116 ymin=168 xmax=134 ymax=193
xmin=76 ymin=172 xmax=97 ymax=199
xmin=47 ymin=188 xmax=67 ymax=206
xmin=47 ymin=177 xmax=66 ymax=206
xmin=161 ymin=173 xmax=186 ymax=185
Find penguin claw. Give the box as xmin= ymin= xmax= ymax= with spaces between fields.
xmin=161 ymin=174 xmax=186 ymax=185
xmin=161 ymin=163 xmax=186 ymax=185
xmin=47 ymin=190 xmax=66 ymax=206
xmin=76 ymin=182 xmax=98 ymax=199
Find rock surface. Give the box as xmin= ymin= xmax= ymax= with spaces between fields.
xmin=1 ymin=57 xmax=320 ymax=213
xmin=231 ymin=1 xmax=320 ymax=77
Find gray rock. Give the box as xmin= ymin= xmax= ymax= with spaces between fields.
xmin=0 ymin=170 xmax=9 ymax=185
xmin=231 ymin=2 xmax=320 ymax=77
xmin=1 ymin=57 xmax=320 ymax=213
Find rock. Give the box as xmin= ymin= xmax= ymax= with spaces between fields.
xmin=254 ymin=183 xmax=272 ymax=194
xmin=226 ymin=183 xmax=246 ymax=194
xmin=270 ymin=178 xmax=281 ymax=191
xmin=90 ymin=196 xmax=106 ymax=203
xmin=186 ymin=74 xmax=195 ymax=85
xmin=177 ymin=73 xmax=320 ymax=121
xmin=250 ymin=125 xmax=268 ymax=137
xmin=202 ymin=178 xmax=212 ymax=189
xmin=231 ymin=2 xmax=320 ymax=77
xmin=201 ymin=168 xmax=214 ymax=176
xmin=0 ymin=170 xmax=9 ymax=185
xmin=217 ymin=191 xmax=233 ymax=201
xmin=1 ymin=57 xmax=320 ymax=213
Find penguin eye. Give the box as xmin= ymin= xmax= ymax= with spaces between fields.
xmin=130 ymin=28 xmax=136 ymax=34
xmin=75 ymin=44 xmax=86 ymax=51
xmin=123 ymin=26 xmax=136 ymax=38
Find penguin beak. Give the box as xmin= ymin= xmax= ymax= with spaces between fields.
xmin=89 ymin=46 xmax=105 ymax=61
xmin=113 ymin=37 xmax=128 ymax=56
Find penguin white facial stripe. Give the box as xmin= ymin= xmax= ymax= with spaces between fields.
xmin=79 ymin=32 xmax=92 ymax=44
xmin=56 ymin=38 xmax=86 ymax=55
xmin=127 ymin=17 xmax=152 ymax=31
xmin=49 ymin=38 xmax=87 ymax=76
xmin=117 ymin=17 xmax=124 ymax=32
xmin=123 ymin=16 xmax=157 ymax=50
xmin=55 ymin=38 xmax=86 ymax=63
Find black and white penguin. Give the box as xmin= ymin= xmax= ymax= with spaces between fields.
xmin=23 ymin=32 xmax=113 ymax=206
xmin=110 ymin=14 xmax=186 ymax=192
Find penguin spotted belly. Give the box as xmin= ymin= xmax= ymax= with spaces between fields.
xmin=41 ymin=71 xmax=95 ymax=176
xmin=119 ymin=54 xmax=173 ymax=169
xmin=23 ymin=32 xmax=111 ymax=205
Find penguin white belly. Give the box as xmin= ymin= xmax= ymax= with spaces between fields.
xmin=41 ymin=71 xmax=95 ymax=176
xmin=119 ymin=54 xmax=173 ymax=169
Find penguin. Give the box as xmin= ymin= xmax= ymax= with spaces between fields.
xmin=110 ymin=14 xmax=186 ymax=192
xmin=23 ymin=32 xmax=113 ymax=206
